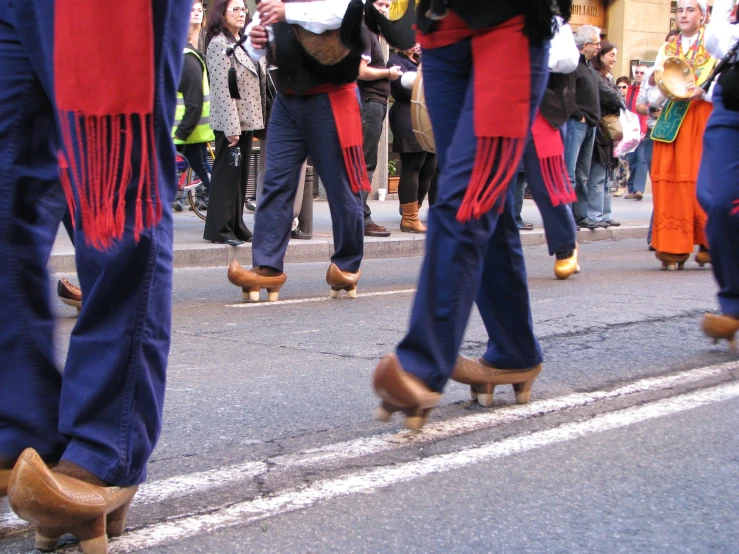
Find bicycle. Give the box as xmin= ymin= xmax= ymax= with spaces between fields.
xmin=174 ymin=142 xmax=215 ymax=221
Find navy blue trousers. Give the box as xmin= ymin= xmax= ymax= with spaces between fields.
xmin=524 ymin=130 xmax=578 ymax=256
xmin=697 ymin=83 xmax=739 ymax=317
xmin=252 ymin=92 xmax=364 ymax=273
xmin=0 ymin=0 xmax=189 ymax=486
xmin=396 ymin=37 xmax=548 ymax=393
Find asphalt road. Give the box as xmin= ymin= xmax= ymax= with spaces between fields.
xmin=2 ymin=238 xmax=738 ymax=554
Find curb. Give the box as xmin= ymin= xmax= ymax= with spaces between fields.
xmin=49 ymin=226 xmax=649 ymax=271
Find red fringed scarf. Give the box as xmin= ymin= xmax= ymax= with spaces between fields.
xmin=531 ymin=113 xmax=576 ymax=206
xmin=419 ymin=14 xmax=574 ymax=222
xmin=290 ymin=83 xmax=370 ymax=194
xmin=322 ymin=84 xmax=371 ymax=194
xmin=55 ymin=0 xmax=158 ymax=250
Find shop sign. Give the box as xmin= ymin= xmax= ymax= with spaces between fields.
xmin=570 ymin=0 xmax=606 ymax=28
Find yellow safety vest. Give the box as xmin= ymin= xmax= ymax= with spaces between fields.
xmin=173 ymin=47 xmax=215 ymax=145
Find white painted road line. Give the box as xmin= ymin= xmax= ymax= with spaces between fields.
xmin=109 ymin=381 xmax=739 ymax=553
xmin=227 ymin=288 xmax=417 ymax=308
xmin=1 ymin=361 xmax=736 ymax=537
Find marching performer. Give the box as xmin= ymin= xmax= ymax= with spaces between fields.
xmin=372 ymin=0 xmax=570 ymax=429
xmin=227 ymin=0 xmax=370 ymax=302
xmin=1 ymin=0 xmax=190 ymax=551
xmin=697 ymin=0 xmax=739 ymax=348
xmin=648 ymin=0 xmax=716 ymax=270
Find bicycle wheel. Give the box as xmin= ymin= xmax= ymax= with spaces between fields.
xmin=186 ymin=179 xmax=207 ymax=221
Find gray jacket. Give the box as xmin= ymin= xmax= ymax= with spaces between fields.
xmin=207 ymin=33 xmax=266 ymax=136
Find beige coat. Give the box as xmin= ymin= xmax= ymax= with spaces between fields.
xmin=206 ymin=33 xmax=266 ymax=136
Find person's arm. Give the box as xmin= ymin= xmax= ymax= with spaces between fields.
xmin=357 ymin=26 xmax=401 ymax=81
xmin=705 ymin=0 xmax=739 ymax=58
xmin=548 ymin=17 xmax=579 ymax=74
xmin=175 ymin=54 xmax=205 ymax=142
xmin=207 ymin=38 xmax=242 ymax=142
xmin=258 ymin=0 xmax=351 ymax=33
xmin=245 ymin=13 xmax=267 ymax=63
xmin=598 ymin=75 xmax=624 ymax=111
xmin=388 ymin=56 xmax=412 ymax=101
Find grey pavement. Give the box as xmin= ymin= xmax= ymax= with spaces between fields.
xmin=49 ymin=194 xmax=655 ymax=271
xmin=3 ymin=238 xmax=737 ymax=553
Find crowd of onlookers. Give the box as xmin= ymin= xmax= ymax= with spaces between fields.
xmin=514 ymin=25 xmax=678 ymax=233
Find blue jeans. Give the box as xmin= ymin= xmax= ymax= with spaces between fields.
xmin=253 ymin=92 xmax=364 ymax=273
xmin=179 ymin=142 xmax=211 ymax=199
xmin=396 ymin=36 xmax=548 ymax=392
xmin=565 ymin=119 xmax=596 ymax=222
xmin=626 ymin=136 xmax=650 ymax=194
xmin=0 ymin=0 xmax=189 ymax=486
xmin=588 ymin=159 xmax=612 ymax=222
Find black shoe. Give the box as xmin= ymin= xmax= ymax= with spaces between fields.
xmin=172 ymin=200 xmax=184 ymax=213
xmin=245 ymin=199 xmax=256 ymax=212
xmin=577 ymin=218 xmax=599 ymax=230
xmin=596 ymin=220 xmax=610 ymax=228
xmin=604 ymin=219 xmax=621 ymax=227
xmin=224 ymin=239 xmax=245 ymax=246
xmin=365 ymin=222 xmax=391 ymax=237
xmin=516 ymin=221 xmax=534 ymax=231
xmin=291 ymin=228 xmax=312 ymax=240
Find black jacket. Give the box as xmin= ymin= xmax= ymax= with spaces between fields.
xmin=175 ymin=44 xmax=206 ymax=142
xmin=540 ymin=72 xmax=577 ymax=129
xmin=593 ymin=71 xmax=625 ymax=167
xmin=570 ymin=54 xmax=601 ymax=128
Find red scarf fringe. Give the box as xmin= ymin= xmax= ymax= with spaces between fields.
xmin=456 ymin=16 xmax=530 ymax=222
xmin=531 ymin=113 xmax=576 ymax=207
xmin=54 ymin=0 xmax=157 ymax=250
xmin=322 ymin=84 xmax=371 ymax=194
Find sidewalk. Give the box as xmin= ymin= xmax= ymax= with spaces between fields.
xmin=49 ymin=195 xmax=654 ymax=271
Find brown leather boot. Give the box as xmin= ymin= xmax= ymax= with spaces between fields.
xmin=695 ymin=247 xmax=711 ymax=267
xmin=326 ymin=263 xmax=361 ymax=298
xmin=400 ymin=202 xmax=427 ymax=233
xmin=227 ymin=260 xmax=286 ymax=302
xmin=8 ymin=448 xmax=138 ymax=553
xmin=451 ymin=356 xmax=543 ymax=407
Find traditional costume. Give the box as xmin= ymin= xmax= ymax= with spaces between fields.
xmin=526 ymin=17 xmax=580 ymax=280
xmin=650 ymin=13 xmax=716 ymax=270
xmin=1 ymin=0 xmax=190 ymax=549
xmin=229 ymin=0 xmax=370 ymax=301
xmin=372 ymin=0 xmax=568 ymax=430
xmin=697 ymin=0 xmax=739 ymax=348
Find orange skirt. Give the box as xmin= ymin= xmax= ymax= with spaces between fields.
xmin=651 ymin=99 xmax=712 ymax=254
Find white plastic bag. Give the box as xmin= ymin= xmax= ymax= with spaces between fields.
xmin=613 ymin=109 xmax=641 ymax=157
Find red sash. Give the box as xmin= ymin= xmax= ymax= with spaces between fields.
xmin=55 ymin=0 xmax=157 ymax=250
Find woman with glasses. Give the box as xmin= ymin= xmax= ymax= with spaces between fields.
xmin=204 ymin=0 xmax=266 ymax=245
xmin=587 ymin=40 xmax=624 ymax=227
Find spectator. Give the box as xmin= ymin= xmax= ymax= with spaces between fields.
xmin=587 ymin=40 xmax=623 ymax=227
xmin=204 ymin=0 xmax=266 ymax=245
xmin=358 ymin=0 xmax=402 ymax=237
xmin=567 ymin=25 xmax=602 ymax=229
xmin=173 ymin=0 xmax=215 ymax=213
xmin=387 ymin=44 xmax=436 ymax=233
xmin=611 ymin=76 xmax=631 ymax=197
xmin=623 ymin=64 xmax=650 ymax=200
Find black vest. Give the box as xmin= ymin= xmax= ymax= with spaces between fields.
xmin=271 ymin=0 xmax=364 ymax=95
